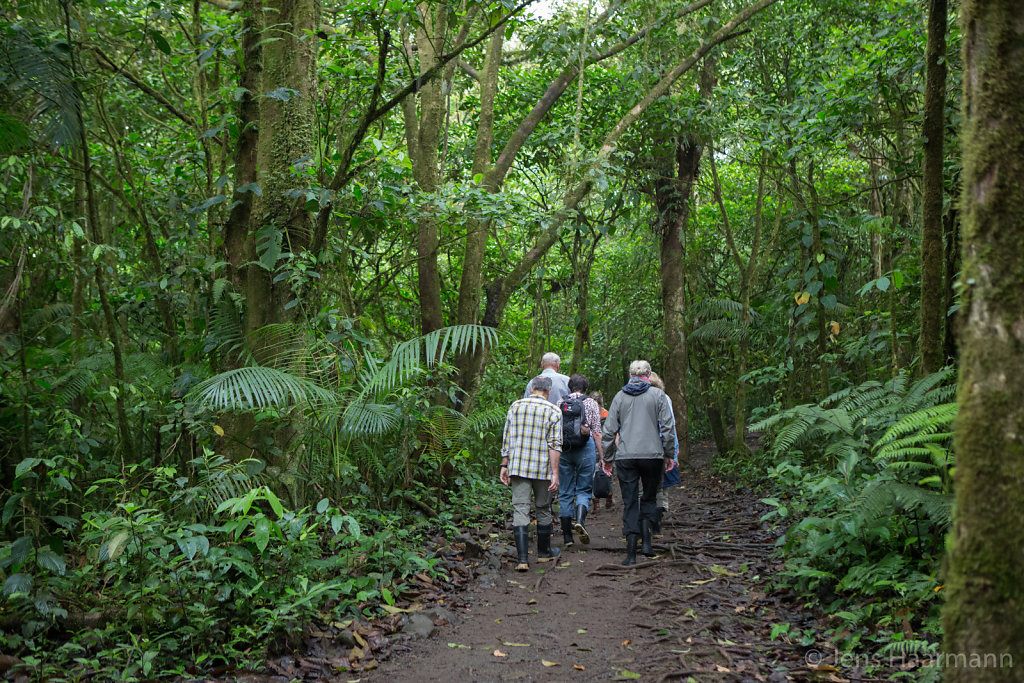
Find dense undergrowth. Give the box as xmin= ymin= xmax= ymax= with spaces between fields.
xmin=1 ymin=448 xmax=504 ymax=680
xmin=717 ymin=368 xmax=955 ymax=674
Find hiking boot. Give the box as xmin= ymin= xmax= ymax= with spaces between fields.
xmin=513 ymin=526 xmax=530 ymax=572
xmin=642 ymin=518 xmax=655 ymax=557
xmin=573 ymin=504 xmax=590 ymax=545
xmin=622 ymin=533 xmax=638 ymax=566
xmin=536 ymin=524 xmax=561 ymax=562
xmin=560 ymin=516 xmax=574 ymax=548
xmin=652 ymin=508 xmax=665 ymax=539
xmin=605 ymin=495 xmax=614 ymax=509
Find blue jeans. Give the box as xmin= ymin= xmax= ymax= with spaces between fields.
xmin=558 ymin=438 xmax=596 ymax=513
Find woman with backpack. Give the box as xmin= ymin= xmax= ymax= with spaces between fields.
xmin=558 ymin=374 xmax=607 ymax=548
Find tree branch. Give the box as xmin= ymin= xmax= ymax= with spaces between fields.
xmin=490 ymin=0 xmax=779 ymax=321
xmin=90 ymin=47 xmax=198 ymax=130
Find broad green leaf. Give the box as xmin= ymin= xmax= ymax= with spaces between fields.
xmin=37 ymin=548 xmax=66 ymax=575
xmin=265 ymin=487 xmax=285 ymax=518
xmin=3 ymin=573 xmax=32 ymax=596
xmin=253 ymin=516 xmax=271 ymax=552
xmin=15 ymin=458 xmax=40 ymax=477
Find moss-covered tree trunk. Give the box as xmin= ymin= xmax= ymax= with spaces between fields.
xmin=942 ymin=1 xmax=1024 ymax=678
xmin=919 ymin=0 xmax=947 ymax=375
xmin=246 ymin=0 xmax=320 ymax=340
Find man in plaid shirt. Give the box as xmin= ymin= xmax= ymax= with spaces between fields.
xmin=500 ymin=375 xmax=562 ymax=571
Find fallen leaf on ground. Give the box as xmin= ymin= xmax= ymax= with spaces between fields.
xmin=614 ymin=669 xmax=641 ymax=680
xmin=715 ymin=664 xmax=731 ymax=672
xmin=577 ymin=629 xmax=587 ymax=634
xmin=621 ymin=639 xmax=631 ymax=646
xmin=363 ymin=659 xmax=378 ymax=671
xmin=503 ymin=642 xmax=531 ymax=647
xmin=541 ymin=660 xmax=559 ymax=667
xmin=527 ymin=598 xmax=537 ymax=605
xmin=447 ymin=643 xmax=470 ymax=649
xmin=574 ymin=664 xmax=585 ymax=671
xmin=493 ymin=649 xmax=507 ymax=657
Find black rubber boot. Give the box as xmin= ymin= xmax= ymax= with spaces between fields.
xmin=641 ymin=518 xmax=655 ymax=557
xmin=513 ymin=526 xmax=530 ymax=572
xmin=573 ymin=504 xmax=590 ymax=545
xmin=560 ymin=517 xmax=574 ymax=548
xmin=622 ymin=533 xmax=638 ymax=566
xmin=536 ymin=524 xmax=561 ymax=562
xmin=652 ymin=508 xmax=664 ymax=539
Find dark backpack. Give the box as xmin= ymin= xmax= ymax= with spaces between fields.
xmin=559 ymin=396 xmax=588 ymax=449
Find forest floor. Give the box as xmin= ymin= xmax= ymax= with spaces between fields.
xmin=362 ymin=442 xmax=834 ymax=682
xmin=238 ymin=443 xmax=862 ymax=682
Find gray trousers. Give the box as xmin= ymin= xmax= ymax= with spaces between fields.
xmin=510 ymin=476 xmax=554 ymax=527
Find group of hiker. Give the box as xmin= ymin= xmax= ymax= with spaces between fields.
xmin=500 ymin=353 xmax=679 ymax=568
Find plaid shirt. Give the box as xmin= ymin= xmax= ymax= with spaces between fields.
xmin=501 ymin=396 xmax=562 ymax=479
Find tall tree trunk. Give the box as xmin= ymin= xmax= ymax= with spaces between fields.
xmin=658 ymin=139 xmax=700 ymax=466
xmin=246 ymin=0 xmax=320 ymax=341
xmin=919 ymin=0 xmax=947 ymax=375
xmin=222 ymin=0 xmax=262 ymax=296
xmin=942 ymin=1 xmax=1024 ymax=676
xmin=410 ymin=2 xmax=450 ymax=335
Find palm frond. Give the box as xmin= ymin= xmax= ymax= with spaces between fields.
xmin=187 ymin=366 xmax=335 ymax=410
xmin=0 ymin=27 xmax=83 ymax=149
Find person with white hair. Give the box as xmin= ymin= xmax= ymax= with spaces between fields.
xmin=601 ymin=360 xmax=676 ymax=565
xmin=501 ymin=375 xmax=563 ymax=571
xmin=524 ymin=352 xmax=570 ymax=407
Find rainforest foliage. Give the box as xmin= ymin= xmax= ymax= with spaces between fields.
xmin=3 ymin=0 xmax=1021 ymax=679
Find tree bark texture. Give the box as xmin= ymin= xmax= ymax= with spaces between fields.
xmin=942 ymin=1 xmax=1024 ymax=678
xmin=410 ymin=2 xmax=450 ymax=335
xmin=919 ymin=0 xmax=947 ymax=375
xmin=657 ymin=140 xmax=701 ymax=466
xmin=246 ymin=0 xmax=320 ymax=339
xmin=223 ymin=0 xmax=262 ymax=291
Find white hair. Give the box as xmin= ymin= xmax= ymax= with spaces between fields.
xmin=629 ymin=359 xmax=651 ymax=377
xmin=541 ymin=352 xmax=561 ymax=368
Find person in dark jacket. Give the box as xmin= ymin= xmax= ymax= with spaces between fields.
xmin=601 ymin=360 xmax=676 ymax=565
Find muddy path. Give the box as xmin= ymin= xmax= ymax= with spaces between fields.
xmin=362 ymin=444 xmax=822 ymax=682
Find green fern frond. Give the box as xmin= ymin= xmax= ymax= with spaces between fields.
xmin=874 ymin=403 xmax=956 ymax=463
xmin=899 ymin=367 xmax=955 ymax=411
xmin=52 ymin=367 xmax=97 ymax=404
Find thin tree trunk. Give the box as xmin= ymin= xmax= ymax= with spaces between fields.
xmin=659 ymin=140 xmax=701 ymax=466
xmin=65 ymin=5 xmax=134 ymax=455
xmin=919 ymin=0 xmax=947 ymax=375
xmin=942 ymin=203 xmax=960 ymax=364
xmin=943 ymin=0 xmax=1024 ymax=676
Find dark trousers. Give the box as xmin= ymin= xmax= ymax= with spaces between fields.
xmin=617 ymin=458 xmax=663 ymax=536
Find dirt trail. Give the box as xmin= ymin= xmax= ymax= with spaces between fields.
xmin=365 ymin=445 xmax=818 ymax=682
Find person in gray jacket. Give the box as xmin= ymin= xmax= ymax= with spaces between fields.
xmin=601 ymin=360 xmax=676 ymax=565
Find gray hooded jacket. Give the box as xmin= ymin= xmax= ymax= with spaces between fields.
xmin=601 ymin=379 xmax=675 ymax=461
